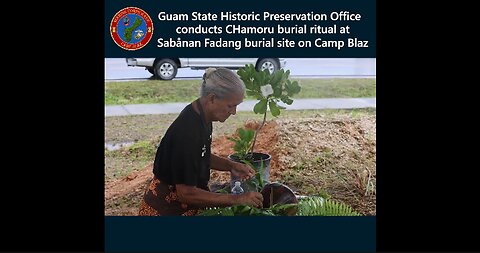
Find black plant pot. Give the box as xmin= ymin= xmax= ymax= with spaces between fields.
xmin=228 ymin=152 xmax=271 ymax=192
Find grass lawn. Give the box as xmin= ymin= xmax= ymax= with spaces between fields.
xmin=105 ymin=78 xmax=376 ymax=105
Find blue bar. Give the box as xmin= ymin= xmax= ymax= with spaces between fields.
xmin=105 ymin=216 xmax=375 ymax=252
xmin=105 ymin=0 xmax=376 ymax=58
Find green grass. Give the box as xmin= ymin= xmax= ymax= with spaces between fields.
xmin=105 ymin=78 xmax=376 ymax=105
xmin=105 ymin=139 xmax=159 ymax=182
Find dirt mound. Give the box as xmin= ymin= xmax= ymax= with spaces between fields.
xmin=273 ymin=116 xmax=376 ymax=215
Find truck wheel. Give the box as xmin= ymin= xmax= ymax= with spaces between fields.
xmin=154 ymin=59 xmax=178 ymax=80
xmin=256 ymin=58 xmax=280 ymax=74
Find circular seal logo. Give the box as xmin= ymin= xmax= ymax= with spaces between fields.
xmin=110 ymin=7 xmax=153 ymax=51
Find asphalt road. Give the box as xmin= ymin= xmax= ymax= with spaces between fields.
xmin=104 ymin=58 xmax=376 ymax=81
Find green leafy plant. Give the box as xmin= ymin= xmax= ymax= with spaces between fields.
xmin=227 ymin=128 xmax=255 ymax=161
xmin=297 ymin=197 xmax=361 ymax=216
xmin=198 ymin=203 xmax=299 ymax=216
xmin=242 ymin=159 xmax=265 ymax=192
xmin=198 ymin=196 xmax=361 ymax=216
xmin=236 ymin=64 xmax=301 ymax=155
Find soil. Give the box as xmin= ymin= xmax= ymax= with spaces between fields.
xmin=105 ymin=115 xmax=376 ymax=216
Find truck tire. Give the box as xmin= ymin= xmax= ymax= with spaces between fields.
xmin=154 ymin=59 xmax=178 ymax=80
xmin=256 ymin=58 xmax=280 ymax=74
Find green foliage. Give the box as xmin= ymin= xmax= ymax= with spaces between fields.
xmin=233 ymin=64 xmax=301 ymax=154
xmin=235 ymin=64 xmax=301 ymax=154
xmin=242 ymin=159 xmax=265 ymax=192
xmin=215 ymin=188 xmax=229 ymax=194
xmin=297 ymin=197 xmax=361 ymax=216
xmin=237 ymin=64 xmax=301 ymax=118
xmin=105 ymin=79 xmax=375 ymax=105
xmin=198 ymin=196 xmax=361 ymax=216
xmin=198 ymin=203 xmax=298 ymax=216
xmin=128 ymin=140 xmax=158 ymax=157
xmin=228 ymin=128 xmax=255 ymax=160
xmin=227 ymin=136 xmax=267 ymax=192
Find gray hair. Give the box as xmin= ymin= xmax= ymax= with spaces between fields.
xmin=200 ymin=67 xmax=245 ymax=99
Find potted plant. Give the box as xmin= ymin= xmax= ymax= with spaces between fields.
xmin=228 ymin=64 xmax=301 ymax=192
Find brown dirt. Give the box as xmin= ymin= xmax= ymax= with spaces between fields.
xmin=105 ymin=116 xmax=376 ymax=216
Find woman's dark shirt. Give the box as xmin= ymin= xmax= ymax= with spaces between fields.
xmin=153 ymin=103 xmax=212 ymax=191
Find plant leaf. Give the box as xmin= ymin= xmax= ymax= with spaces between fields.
xmin=258 ymin=159 xmax=265 ymax=189
xmin=253 ymin=99 xmax=268 ymax=114
xmin=239 ymin=128 xmax=247 ymax=139
xmin=290 ymin=80 xmax=301 ymax=94
xmin=269 ymin=101 xmax=281 ymax=117
xmin=297 ymin=197 xmax=361 ymax=216
xmin=280 ymin=95 xmax=293 ymax=105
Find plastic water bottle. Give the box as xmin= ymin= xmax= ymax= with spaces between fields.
xmin=231 ymin=181 xmax=244 ymax=194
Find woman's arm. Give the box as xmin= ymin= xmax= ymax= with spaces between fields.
xmin=210 ymin=153 xmax=234 ymax=172
xmin=211 ymin=153 xmax=255 ymax=181
xmin=175 ymin=184 xmax=263 ymax=208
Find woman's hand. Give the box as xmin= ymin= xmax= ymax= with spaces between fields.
xmin=234 ymin=192 xmax=264 ymax=208
xmin=231 ymin=162 xmax=255 ymax=181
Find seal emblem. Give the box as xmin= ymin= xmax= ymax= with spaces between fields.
xmin=110 ymin=7 xmax=153 ymax=51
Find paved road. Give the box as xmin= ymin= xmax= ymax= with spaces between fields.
xmin=105 ymin=58 xmax=376 ymax=81
xmin=105 ymin=98 xmax=376 ymax=117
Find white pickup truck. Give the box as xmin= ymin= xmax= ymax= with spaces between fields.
xmin=126 ymin=58 xmax=286 ymax=80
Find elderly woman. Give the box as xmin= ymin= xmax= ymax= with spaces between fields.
xmin=139 ymin=67 xmax=264 ymax=216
